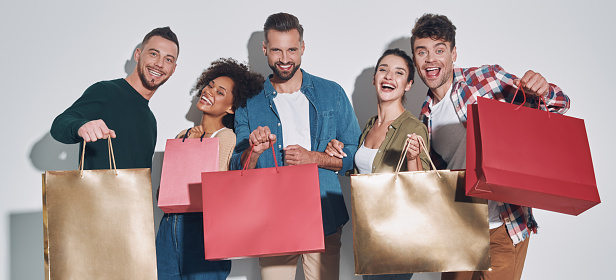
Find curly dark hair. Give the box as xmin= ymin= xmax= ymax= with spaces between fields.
xmin=410 ymin=13 xmax=456 ymax=51
xmin=192 ymin=58 xmax=265 ymax=128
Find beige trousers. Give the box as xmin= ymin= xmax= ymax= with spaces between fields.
xmin=441 ymin=224 xmax=530 ymax=280
xmin=259 ymin=227 xmax=343 ymax=280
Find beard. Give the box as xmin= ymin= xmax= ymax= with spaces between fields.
xmin=137 ymin=63 xmax=169 ymax=91
xmin=269 ymin=62 xmax=301 ymax=81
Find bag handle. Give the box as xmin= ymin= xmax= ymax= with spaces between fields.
xmin=182 ymin=127 xmax=206 ymax=142
xmin=79 ymin=137 xmax=118 ymax=177
xmin=510 ymin=84 xmax=550 ymax=117
xmin=394 ymin=135 xmax=440 ymax=178
xmin=241 ymin=143 xmax=280 ymax=175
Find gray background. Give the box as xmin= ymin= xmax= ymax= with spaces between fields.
xmin=2 ymin=0 xmax=613 ymax=279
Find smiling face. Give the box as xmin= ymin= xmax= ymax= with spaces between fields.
xmin=263 ymin=29 xmax=304 ymax=81
xmin=413 ymin=37 xmax=456 ymax=99
xmin=135 ymin=35 xmax=178 ymax=91
xmin=196 ymin=76 xmax=235 ymax=117
xmin=373 ymin=54 xmax=413 ymax=104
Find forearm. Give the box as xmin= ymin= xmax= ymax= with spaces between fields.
xmin=50 ymin=114 xmax=88 ymax=144
xmin=406 ymin=157 xmax=422 ymax=172
xmin=313 ymin=151 xmax=343 ymax=171
xmin=240 ymin=147 xmax=261 ymax=170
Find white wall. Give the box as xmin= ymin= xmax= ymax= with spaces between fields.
xmin=2 ymin=0 xmax=614 ymax=279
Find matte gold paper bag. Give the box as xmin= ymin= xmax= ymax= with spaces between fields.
xmin=350 ymin=138 xmax=489 ymax=275
xmin=42 ymin=138 xmax=157 ymax=279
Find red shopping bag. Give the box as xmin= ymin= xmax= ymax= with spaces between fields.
xmin=158 ymin=137 xmax=219 ymax=213
xmin=201 ymin=146 xmax=324 ymax=260
xmin=466 ymin=96 xmax=600 ymax=215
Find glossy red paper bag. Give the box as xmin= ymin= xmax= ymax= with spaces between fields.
xmin=466 ymin=97 xmax=600 ymax=215
xmin=201 ymin=146 xmax=324 ymax=260
xmin=158 ymin=137 xmax=219 ymax=213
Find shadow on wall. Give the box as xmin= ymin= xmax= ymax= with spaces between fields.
xmin=29 ymin=132 xmax=80 ymax=171
xmin=125 ymin=44 xmax=139 ymax=78
xmin=185 ymin=93 xmax=203 ymax=127
xmin=351 ymin=37 xmax=429 ymax=128
xmin=247 ymin=31 xmax=273 ymax=79
xmin=10 ymin=211 xmax=44 ymax=279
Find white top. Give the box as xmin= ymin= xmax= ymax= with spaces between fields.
xmin=355 ymin=143 xmax=379 ymax=174
xmin=429 ymin=85 xmax=466 ymax=170
xmin=430 ymin=86 xmax=502 ymax=229
xmin=273 ymin=90 xmax=311 ymax=151
xmin=210 ymin=127 xmax=226 ymax=138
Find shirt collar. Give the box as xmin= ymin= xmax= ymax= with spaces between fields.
xmin=264 ymin=69 xmax=312 ymax=97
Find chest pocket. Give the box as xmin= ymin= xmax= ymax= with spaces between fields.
xmin=317 ymin=110 xmax=335 ymax=141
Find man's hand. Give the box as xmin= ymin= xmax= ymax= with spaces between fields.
xmin=241 ymin=126 xmax=277 ymax=170
xmin=78 ymin=119 xmax=116 ymax=142
xmin=515 ymin=70 xmax=550 ymax=97
xmin=249 ymin=126 xmax=277 ymax=155
xmin=325 ymin=139 xmax=346 ymax=159
xmin=283 ymin=145 xmax=316 ymax=166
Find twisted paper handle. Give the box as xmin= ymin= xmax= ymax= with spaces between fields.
xmin=79 ymin=137 xmax=118 ymax=177
xmin=241 ymin=142 xmax=280 ymax=175
xmin=394 ymin=135 xmax=440 ymax=178
xmin=511 ymin=83 xmax=550 ymax=117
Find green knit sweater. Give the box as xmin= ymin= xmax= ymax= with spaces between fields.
xmin=51 ymin=79 xmax=156 ymax=170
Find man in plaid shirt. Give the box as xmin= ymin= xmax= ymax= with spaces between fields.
xmin=411 ymin=14 xmax=570 ymax=280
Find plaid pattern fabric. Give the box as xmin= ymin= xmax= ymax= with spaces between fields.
xmin=419 ymin=65 xmax=570 ymax=244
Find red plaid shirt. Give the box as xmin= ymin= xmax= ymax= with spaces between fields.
xmin=419 ymin=65 xmax=570 ymax=244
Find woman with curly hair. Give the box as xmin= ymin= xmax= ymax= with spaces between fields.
xmin=156 ymin=58 xmax=264 ymax=280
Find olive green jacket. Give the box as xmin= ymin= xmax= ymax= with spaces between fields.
xmin=354 ymin=110 xmax=430 ymax=174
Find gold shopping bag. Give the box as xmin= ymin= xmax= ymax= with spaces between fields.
xmin=42 ymin=138 xmax=157 ymax=279
xmin=350 ymin=138 xmax=490 ymax=275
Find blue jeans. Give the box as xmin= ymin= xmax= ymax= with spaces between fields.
xmin=156 ymin=213 xmax=231 ymax=280
xmin=363 ymin=274 xmax=413 ymax=280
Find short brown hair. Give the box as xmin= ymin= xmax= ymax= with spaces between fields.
xmin=141 ymin=26 xmax=179 ymax=55
xmin=410 ymin=14 xmax=456 ymax=51
xmin=263 ymin=12 xmax=304 ymax=43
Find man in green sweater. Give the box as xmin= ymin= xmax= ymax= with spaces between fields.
xmin=51 ymin=27 xmax=179 ymax=170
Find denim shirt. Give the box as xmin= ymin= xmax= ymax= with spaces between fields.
xmin=230 ymin=69 xmax=361 ymax=236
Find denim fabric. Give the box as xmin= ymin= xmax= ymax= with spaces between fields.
xmin=230 ymin=70 xmax=361 ymax=236
xmin=362 ymin=273 xmax=413 ymax=280
xmin=156 ymin=213 xmax=231 ymax=280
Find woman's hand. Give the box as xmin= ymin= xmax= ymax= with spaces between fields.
xmin=325 ymin=139 xmax=346 ymax=158
xmin=186 ymin=126 xmax=204 ymax=138
xmin=406 ymin=133 xmax=421 ymax=160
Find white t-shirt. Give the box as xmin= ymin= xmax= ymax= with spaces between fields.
xmin=429 ymin=85 xmax=466 ymax=170
xmin=430 ymin=86 xmax=502 ymax=229
xmin=273 ymin=90 xmax=311 ymax=151
xmin=355 ymin=143 xmax=379 ymax=174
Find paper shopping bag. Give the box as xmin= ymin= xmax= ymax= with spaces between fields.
xmin=158 ymin=137 xmax=219 ymax=213
xmin=466 ymin=96 xmax=600 ymax=215
xmin=351 ymin=138 xmax=489 ymax=275
xmin=200 ymin=146 xmax=324 ymax=260
xmin=42 ymin=138 xmax=157 ymax=279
